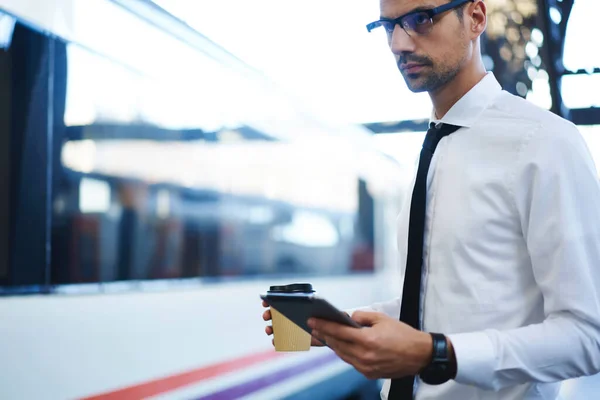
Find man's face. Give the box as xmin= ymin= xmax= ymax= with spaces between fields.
xmin=380 ymin=0 xmax=470 ymax=93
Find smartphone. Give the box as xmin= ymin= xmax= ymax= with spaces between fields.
xmin=260 ymin=292 xmax=361 ymax=335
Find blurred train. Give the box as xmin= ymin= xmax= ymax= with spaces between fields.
xmin=0 ymin=1 xmax=411 ymax=399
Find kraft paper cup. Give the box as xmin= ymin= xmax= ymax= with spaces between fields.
xmin=271 ymin=307 xmax=311 ymax=352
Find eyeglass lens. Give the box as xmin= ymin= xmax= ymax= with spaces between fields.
xmin=379 ymin=12 xmax=433 ymax=38
xmin=403 ymin=12 xmax=433 ymax=35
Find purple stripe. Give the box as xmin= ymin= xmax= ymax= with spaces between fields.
xmin=196 ymin=352 xmax=340 ymax=400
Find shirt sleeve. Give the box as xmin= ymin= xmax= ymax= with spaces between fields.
xmin=448 ymin=121 xmax=600 ymax=391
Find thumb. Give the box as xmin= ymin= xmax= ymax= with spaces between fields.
xmin=351 ymin=310 xmax=384 ymax=327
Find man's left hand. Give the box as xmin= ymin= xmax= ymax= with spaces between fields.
xmin=307 ymin=311 xmax=433 ymax=380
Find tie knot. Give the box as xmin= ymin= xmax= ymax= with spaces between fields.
xmin=423 ymin=123 xmax=461 ymax=153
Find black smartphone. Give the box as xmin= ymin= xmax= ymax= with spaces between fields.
xmin=260 ymin=293 xmax=361 ymax=335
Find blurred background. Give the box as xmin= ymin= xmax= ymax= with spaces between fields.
xmin=0 ymin=0 xmax=598 ymax=399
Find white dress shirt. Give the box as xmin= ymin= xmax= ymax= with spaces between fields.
xmin=364 ymin=73 xmax=600 ymax=400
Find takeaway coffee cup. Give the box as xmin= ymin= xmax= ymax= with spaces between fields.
xmin=268 ymin=283 xmax=315 ymax=352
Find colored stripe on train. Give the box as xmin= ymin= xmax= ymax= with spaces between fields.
xmin=196 ymin=352 xmax=339 ymax=399
xmin=81 ymin=349 xmax=286 ymax=400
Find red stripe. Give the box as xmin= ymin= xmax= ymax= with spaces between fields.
xmin=81 ymin=349 xmax=286 ymax=400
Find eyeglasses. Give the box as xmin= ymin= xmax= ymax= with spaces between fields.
xmin=366 ymin=0 xmax=474 ymax=37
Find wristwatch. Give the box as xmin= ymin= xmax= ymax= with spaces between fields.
xmin=419 ymin=333 xmax=457 ymax=385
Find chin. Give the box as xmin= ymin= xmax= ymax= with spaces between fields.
xmin=403 ymin=76 xmax=428 ymax=93
xmin=406 ymin=84 xmax=428 ymax=93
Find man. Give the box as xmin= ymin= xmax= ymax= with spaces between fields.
xmin=263 ymin=0 xmax=600 ymax=398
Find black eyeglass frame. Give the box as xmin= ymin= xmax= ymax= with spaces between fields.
xmin=366 ymin=0 xmax=475 ymax=36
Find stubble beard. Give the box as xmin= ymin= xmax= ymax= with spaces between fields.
xmin=401 ymin=63 xmax=462 ymax=93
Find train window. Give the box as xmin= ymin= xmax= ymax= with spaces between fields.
xmin=46 ymin=23 xmax=381 ymax=285
xmin=53 ymin=135 xmax=373 ymax=283
xmin=0 ymin=4 xmax=403 ymax=290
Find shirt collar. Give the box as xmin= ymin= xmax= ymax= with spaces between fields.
xmin=429 ymin=72 xmax=502 ymax=129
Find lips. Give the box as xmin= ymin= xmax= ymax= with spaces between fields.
xmin=400 ymin=63 xmax=427 ymax=73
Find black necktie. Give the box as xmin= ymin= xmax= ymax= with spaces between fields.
xmin=388 ymin=122 xmax=461 ymax=400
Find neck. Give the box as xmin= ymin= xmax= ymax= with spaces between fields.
xmin=429 ymin=58 xmax=487 ymax=119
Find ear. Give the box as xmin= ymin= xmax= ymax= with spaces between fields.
xmin=468 ymin=0 xmax=487 ymax=39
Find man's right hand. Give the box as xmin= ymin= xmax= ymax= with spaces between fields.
xmin=262 ymin=300 xmax=326 ymax=347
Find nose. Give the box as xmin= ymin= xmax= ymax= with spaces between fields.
xmin=389 ymin=25 xmax=416 ymax=55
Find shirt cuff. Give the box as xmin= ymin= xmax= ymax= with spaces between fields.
xmin=447 ymin=331 xmax=497 ymax=389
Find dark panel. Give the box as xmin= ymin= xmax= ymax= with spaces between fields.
xmin=0 ymin=44 xmax=10 ymax=280
xmin=571 ymin=108 xmax=600 ymax=126
xmin=536 ymin=0 xmax=574 ymax=118
xmin=7 ymin=24 xmax=53 ymax=286
xmin=49 ymin=33 xmax=69 ymax=285
xmin=352 ymin=179 xmax=375 ymax=272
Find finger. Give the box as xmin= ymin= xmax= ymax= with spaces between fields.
xmin=262 ymin=300 xmax=269 ymax=308
xmin=265 ymin=325 xmax=273 ymax=336
xmin=311 ymin=329 xmax=329 ymax=346
xmin=329 ymin=344 xmax=367 ymax=373
xmin=313 ymin=330 xmax=366 ymax=364
xmin=308 ymin=318 xmax=362 ymax=343
xmin=317 ymin=332 xmax=355 ymax=352
xmin=262 ymin=309 xmax=272 ymax=321
xmin=311 ymin=336 xmax=325 ymax=347
xmin=350 ymin=310 xmax=383 ymax=327
xmin=330 ymin=339 xmax=367 ymax=364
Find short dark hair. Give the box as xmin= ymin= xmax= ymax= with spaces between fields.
xmin=454 ymin=2 xmax=468 ymax=22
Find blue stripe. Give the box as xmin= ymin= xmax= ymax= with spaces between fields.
xmin=195 ymin=352 xmax=339 ymax=399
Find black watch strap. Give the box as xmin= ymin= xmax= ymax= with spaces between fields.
xmin=419 ymin=333 xmax=456 ymax=385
